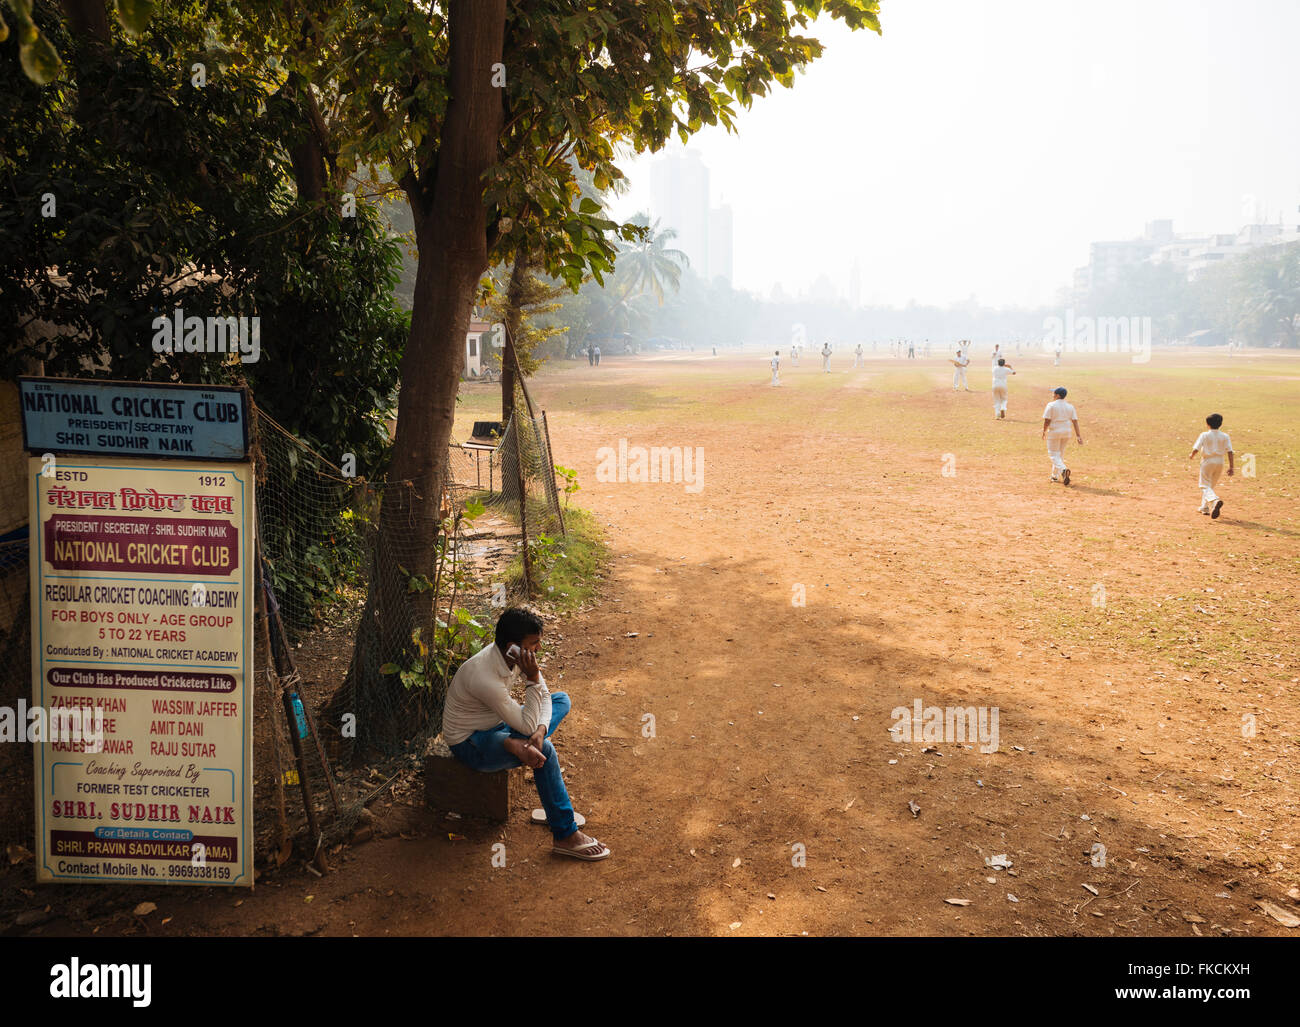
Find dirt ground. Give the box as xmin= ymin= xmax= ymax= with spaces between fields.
xmin=5 ymin=346 xmax=1299 ymax=937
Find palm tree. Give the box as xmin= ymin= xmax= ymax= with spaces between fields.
xmin=582 ymin=214 xmax=687 ymax=344
xmin=617 ymin=213 xmax=689 ymax=304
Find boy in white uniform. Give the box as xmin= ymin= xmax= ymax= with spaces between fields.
xmin=1041 ymin=386 xmax=1083 ymax=484
xmin=821 ymin=342 xmax=832 ymax=372
xmin=790 ymin=345 xmax=798 ymax=367
xmin=770 ymin=349 xmax=781 ymax=386
xmin=1188 ymin=413 xmax=1233 ymax=518
xmin=991 ymin=358 xmax=1015 ymax=418
xmin=854 ymin=343 xmax=863 ymax=368
xmin=950 ymin=347 xmax=971 ymax=391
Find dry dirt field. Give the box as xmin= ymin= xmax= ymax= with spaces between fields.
xmin=6 ymin=345 xmax=1299 ymax=937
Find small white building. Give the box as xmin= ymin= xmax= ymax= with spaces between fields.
xmin=464 ymin=319 xmax=491 ymax=378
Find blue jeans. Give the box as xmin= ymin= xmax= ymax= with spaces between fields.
xmin=448 ymin=692 xmax=576 ymax=840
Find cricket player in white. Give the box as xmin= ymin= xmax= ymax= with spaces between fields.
xmin=950 ymin=347 xmax=971 ymax=390
xmin=790 ymin=345 xmax=798 ymax=367
xmin=1188 ymin=413 xmax=1233 ymax=518
xmin=770 ymin=349 xmax=781 ymax=387
xmin=821 ymin=342 xmax=832 ymax=372
xmin=854 ymin=343 xmax=864 ymax=368
xmin=991 ymin=358 xmax=1015 ymax=418
xmin=991 ymin=343 xmax=1004 ymax=372
xmin=1042 ymin=386 xmax=1083 ymax=484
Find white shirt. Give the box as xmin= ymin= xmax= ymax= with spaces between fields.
xmin=991 ymin=349 xmax=1002 ymax=364
xmin=441 ymin=643 xmax=551 ymax=746
xmin=1194 ymin=429 xmax=1232 ymax=459
xmin=1042 ymin=398 xmax=1077 ymax=434
xmin=770 ymin=356 xmax=780 ymax=371
xmin=992 ymin=364 xmax=1013 ymax=386
xmin=954 ymin=354 xmax=969 ymax=368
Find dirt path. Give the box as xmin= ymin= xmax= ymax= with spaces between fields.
xmin=9 ymin=350 xmax=1298 ymax=937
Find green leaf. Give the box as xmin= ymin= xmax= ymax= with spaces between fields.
xmin=115 ymin=0 xmax=155 ymax=38
xmin=19 ymin=34 xmax=62 ymax=85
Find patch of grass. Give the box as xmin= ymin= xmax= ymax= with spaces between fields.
xmin=501 ymin=503 xmax=608 ymax=614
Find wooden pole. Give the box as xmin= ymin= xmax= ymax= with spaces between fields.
xmin=513 ymin=416 xmax=533 ymax=594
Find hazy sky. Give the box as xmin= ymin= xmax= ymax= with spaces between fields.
xmin=613 ymin=0 xmax=1300 ymax=308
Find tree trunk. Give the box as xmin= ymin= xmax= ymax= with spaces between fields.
xmin=328 ymin=0 xmax=506 ymax=759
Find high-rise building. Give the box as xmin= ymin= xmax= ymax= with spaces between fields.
xmin=649 ymin=150 xmax=710 ymax=279
xmin=708 ymin=203 xmax=734 ymax=283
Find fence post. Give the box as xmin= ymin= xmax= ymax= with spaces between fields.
xmin=542 ymin=411 xmax=566 ymax=539
xmin=512 ymin=419 xmax=534 ymax=594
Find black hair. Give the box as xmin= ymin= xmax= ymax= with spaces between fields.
xmin=495 ymin=607 xmax=544 ymax=649
xmin=1206 ymin=413 xmax=1223 ymax=429
xmin=997 ymin=358 xmax=1005 ymax=366
xmin=1054 ymin=387 xmax=1067 ymax=397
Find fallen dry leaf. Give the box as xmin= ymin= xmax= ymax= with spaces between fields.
xmin=1258 ymin=900 xmax=1300 ymax=928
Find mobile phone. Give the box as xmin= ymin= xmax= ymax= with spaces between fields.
xmin=506 ymin=644 xmax=522 ymax=662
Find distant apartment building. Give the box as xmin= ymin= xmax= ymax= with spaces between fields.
xmin=1074 ymin=215 xmax=1299 ymax=294
xmin=708 ymin=203 xmax=734 ymax=283
xmin=650 ymin=150 xmax=710 ymax=277
xmin=649 ymin=149 xmax=734 ymax=284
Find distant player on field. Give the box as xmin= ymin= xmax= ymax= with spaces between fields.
xmin=1042 ymin=386 xmax=1083 ymax=485
xmin=854 ymin=343 xmax=864 ymax=368
xmin=1189 ymin=413 xmax=1233 ymax=518
xmin=991 ymin=343 xmax=1005 ymax=373
xmin=950 ymin=346 xmax=971 ymax=391
xmin=770 ymin=349 xmax=781 ymax=387
xmin=991 ymin=358 xmax=1015 ymax=419
xmin=821 ymin=342 xmax=832 ymax=372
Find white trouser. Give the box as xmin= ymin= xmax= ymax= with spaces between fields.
xmin=1046 ymin=433 xmax=1070 ymax=474
xmin=771 ymin=370 xmax=780 ymax=386
xmin=822 ymin=356 xmax=830 ymax=372
xmin=1199 ymin=457 xmax=1224 ymax=507
xmin=855 ymin=355 xmax=863 ymax=367
xmin=992 ymin=384 xmax=1008 ymax=414
xmin=953 ymin=367 xmax=967 ymax=389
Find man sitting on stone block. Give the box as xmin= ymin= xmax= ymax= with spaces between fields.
xmin=442 ymin=607 xmax=610 ymax=861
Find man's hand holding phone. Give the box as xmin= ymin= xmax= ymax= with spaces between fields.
xmin=518 ymin=647 xmax=541 ymax=683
